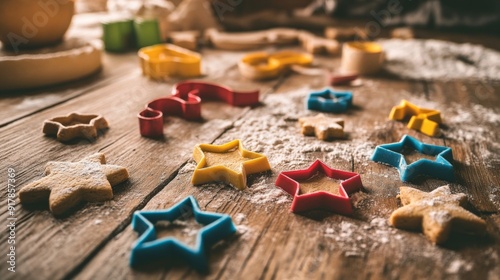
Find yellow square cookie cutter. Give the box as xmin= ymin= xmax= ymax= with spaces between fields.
xmin=138 ymin=44 xmax=202 ymax=79
xmin=389 ymin=100 xmax=442 ymax=137
xmin=238 ymin=51 xmax=313 ymax=80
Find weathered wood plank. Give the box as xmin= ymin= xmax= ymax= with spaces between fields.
xmin=0 ymin=52 xmax=139 ymax=127
xmin=0 ymin=50 xmax=279 ymax=280
xmin=0 ymin=12 xmax=134 ymax=127
xmin=427 ymin=81 xmax=500 ymax=212
xmin=74 ymin=65 xmax=351 ymax=280
xmin=1 ymin=37 xmax=499 ymax=280
xmin=75 ymin=58 xmax=499 ymax=280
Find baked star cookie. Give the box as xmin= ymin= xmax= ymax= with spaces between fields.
xmin=19 ymin=153 xmax=129 ymax=216
xmin=42 ymin=113 xmax=109 ymax=142
xmin=299 ymin=114 xmax=344 ymax=141
xmin=389 ymin=185 xmax=486 ymax=245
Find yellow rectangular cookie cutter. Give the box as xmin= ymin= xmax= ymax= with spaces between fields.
xmin=138 ymin=44 xmax=202 ymax=79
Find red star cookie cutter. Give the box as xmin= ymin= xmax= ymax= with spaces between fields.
xmin=138 ymin=81 xmax=259 ymax=137
xmin=275 ymin=160 xmax=363 ymax=214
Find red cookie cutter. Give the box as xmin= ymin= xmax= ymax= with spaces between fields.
xmin=329 ymin=73 xmax=359 ymax=86
xmin=138 ymin=81 xmax=259 ymax=137
xmin=275 ymin=159 xmax=363 ymax=214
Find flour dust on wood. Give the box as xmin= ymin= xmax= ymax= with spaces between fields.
xmin=380 ymin=39 xmax=500 ymax=81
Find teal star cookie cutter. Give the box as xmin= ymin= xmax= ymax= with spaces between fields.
xmin=370 ymin=134 xmax=454 ymax=182
xmin=130 ymin=196 xmax=236 ymax=272
xmin=307 ymin=88 xmax=353 ymax=113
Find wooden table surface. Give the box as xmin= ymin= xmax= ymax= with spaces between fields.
xmin=0 ymin=20 xmax=499 ymax=280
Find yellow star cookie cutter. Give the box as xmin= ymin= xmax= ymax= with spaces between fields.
xmin=192 ymin=140 xmax=271 ymax=190
xmin=389 ymin=100 xmax=442 ymax=137
xmin=299 ymin=114 xmax=344 ymax=141
xmin=138 ymin=43 xmax=202 ymax=79
xmin=238 ymin=51 xmax=313 ymax=80
xmin=389 ymin=185 xmax=486 ymax=245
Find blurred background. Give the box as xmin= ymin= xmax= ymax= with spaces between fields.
xmin=78 ymin=0 xmax=500 ymax=32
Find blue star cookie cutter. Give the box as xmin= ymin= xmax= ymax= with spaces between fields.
xmin=307 ymin=88 xmax=353 ymax=113
xmin=370 ymin=134 xmax=454 ymax=182
xmin=130 ymin=196 xmax=236 ymax=272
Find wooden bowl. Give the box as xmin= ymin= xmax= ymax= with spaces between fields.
xmin=0 ymin=38 xmax=102 ymax=91
xmin=0 ymin=0 xmax=74 ymax=50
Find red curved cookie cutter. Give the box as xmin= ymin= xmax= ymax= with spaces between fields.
xmin=275 ymin=159 xmax=363 ymax=214
xmin=329 ymin=73 xmax=359 ymax=86
xmin=138 ymin=81 xmax=259 ymax=137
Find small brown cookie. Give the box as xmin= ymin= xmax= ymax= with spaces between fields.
xmin=169 ymin=31 xmax=200 ymax=51
xmin=19 ymin=153 xmax=129 ymax=216
xmin=298 ymin=31 xmax=340 ymax=55
xmin=389 ymin=185 xmax=486 ymax=245
xmin=42 ymin=113 xmax=109 ymax=142
xmin=299 ymin=114 xmax=344 ymax=141
xmin=324 ymin=27 xmax=367 ymax=41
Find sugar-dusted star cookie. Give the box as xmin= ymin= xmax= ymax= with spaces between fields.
xmin=298 ymin=114 xmax=344 ymax=141
xmin=43 ymin=112 xmax=109 ymax=142
xmin=389 ymin=185 xmax=486 ymax=245
xmin=19 ymin=153 xmax=129 ymax=216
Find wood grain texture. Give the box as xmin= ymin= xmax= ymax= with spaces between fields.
xmin=75 ymin=60 xmax=500 ymax=279
xmin=0 ymin=53 xmax=139 ymax=127
xmin=0 ymin=37 xmax=499 ymax=280
xmin=0 ymin=50 xmax=278 ymax=280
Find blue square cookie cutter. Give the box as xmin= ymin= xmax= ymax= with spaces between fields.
xmin=130 ymin=195 xmax=237 ymax=272
xmin=370 ymin=134 xmax=454 ymax=182
xmin=307 ymin=88 xmax=353 ymax=113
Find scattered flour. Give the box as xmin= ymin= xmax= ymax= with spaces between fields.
xmin=178 ymin=161 xmax=197 ymax=174
xmin=428 ymin=211 xmax=451 ymax=225
xmin=177 ymin=159 xmax=291 ymax=206
xmin=233 ymin=213 xmax=253 ymax=241
xmin=379 ymin=39 xmax=500 ymax=81
xmin=215 ymin=87 xmax=376 ymax=169
xmin=322 ymin=218 xmax=400 ymax=258
xmin=182 ymin=86 xmax=377 ymax=209
xmin=244 ymin=177 xmax=291 ymax=205
xmin=351 ymin=191 xmax=370 ymax=208
xmin=170 ymin=77 xmax=497 ymax=266
xmin=446 ymin=103 xmax=500 ymax=141
xmin=446 ymin=259 xmax=474 ymax=274
xmin=489 ymin=188 xmax=500 ymax=208
xmin=444 ymin=103 xmax=500 ymax=167
xmin=236 ymin=225 xmax=253 ymax=241
xmin=369 ymin=217 xmax=388 ymax=228
xmin=234 ymin=213 xmax=247 ymax=224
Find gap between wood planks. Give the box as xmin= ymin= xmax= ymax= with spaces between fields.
xmin=72 ymin=72 xmax=499 ymax=280
xmin=0 ymin=49 xmax=281 ymax=280
xmin=2 ymin=49 xmax=498 ymax=279
xmin=0 ymin=54 xmax=140 ymax=128
xmin=62 ymin=69 xmax=290 ymax=280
